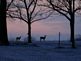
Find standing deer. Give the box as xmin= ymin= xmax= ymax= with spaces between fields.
xmin=16 ymin=36 xmax=21 ymax=41
xmin=40 ymin=35 xmax=47 ymax=42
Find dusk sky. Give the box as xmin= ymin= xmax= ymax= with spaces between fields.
xmin=6 ymin=0 xmax=81 ymax=41
xmin=7 ymin=15 xmax=81 ymax=41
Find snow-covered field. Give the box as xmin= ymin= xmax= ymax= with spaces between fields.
xmin=0 ymin=41 xmax=81 ymax=61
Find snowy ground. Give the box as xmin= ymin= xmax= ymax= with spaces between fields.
xmin=0 ymin=41 xmax=81 ymax=61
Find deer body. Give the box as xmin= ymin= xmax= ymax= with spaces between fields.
xmin=40 ymin=35 xmax=47 ymax=42
xmin=16 ymin=36 xmax=21 ymax=41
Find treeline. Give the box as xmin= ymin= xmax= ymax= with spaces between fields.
xmin=0 ymin=0 xmax=81 ymax=48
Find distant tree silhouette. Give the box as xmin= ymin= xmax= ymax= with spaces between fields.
xmin=39 ymin=0 xmax=81 ymax=48
xmin=7 ymin=0 xmax=52 ymax=43
xmin=0 ymin=0 xmax=9 ymax=45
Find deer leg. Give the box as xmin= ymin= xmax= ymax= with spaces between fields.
xmin=40 ymin=38 xmax=41 ymax=42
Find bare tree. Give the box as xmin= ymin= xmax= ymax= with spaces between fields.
xmin=6 ymin=0 xmax=14 ymax=11
xmin=39 ymin=0 xmax=81 ymax=48
xmin=0 ymin=0 xmax=9 ymax=45
xmin=7 ymin=0 xmax=52 ymax=43
xmin=0 ymin=0 xmax=14 ymax=45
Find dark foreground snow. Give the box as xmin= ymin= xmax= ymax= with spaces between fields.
xmin=0 ymin=41 xmax=81 ymax=61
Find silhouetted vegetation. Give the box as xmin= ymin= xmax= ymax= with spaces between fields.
xmin=5 ymin=0 xmax=81 ymax=48
xmin=0 ymin=0 xmax=9 ymax=45
xmin=39 ymin=0 xmax=81 ymax=48
xmin=7 ymin=0 xmax=52 ymax=43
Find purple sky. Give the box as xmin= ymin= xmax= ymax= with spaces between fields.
xmin=7 ymin=15 xmax=81 ymax=41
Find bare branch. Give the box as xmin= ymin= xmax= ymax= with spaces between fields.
xmin=74 ymin=7 xmax=81 ymax=12
xmin=31 ymin=10 xmax=53 ymax=23
xmin=30 ymin=0 xmax=37 ymax=18
xmin=28 ymin=0 xmax=34 ymax=9
xmin=6 ymin=0 xmax=14 ymax=11
xmin=7 ymin=12 xmax=28 ymax=23
xmin=47 ymin=0 xmax=69 ymax=14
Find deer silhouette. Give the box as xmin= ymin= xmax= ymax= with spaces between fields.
xmin=16 ymin=36 xmax=21 ymax=41
xmin=40 ymin=35 xmax=47 ymax=42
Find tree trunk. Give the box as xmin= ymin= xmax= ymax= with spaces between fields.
xmin=0 ymin=0 xmax=9 ymax=45
xmin=70 ymin=14 xmax=76 ymax=48
xmin=28 ymin=23 xmax=32 ymax=43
